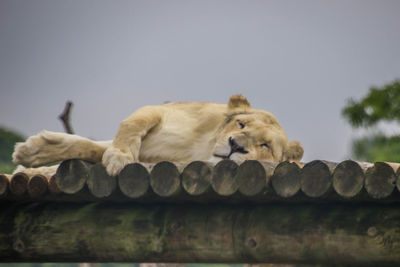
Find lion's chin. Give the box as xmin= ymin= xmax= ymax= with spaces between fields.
xmin=211 ymin=152 xmax=248 ymax=163
xmin=229 ymin=153 xmax=248 ymax=163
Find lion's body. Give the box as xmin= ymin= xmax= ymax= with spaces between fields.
xmin=13 ymin=95 xmax=303 ymax=176
xmin=135 ymin=102 xmax=227 ymax=163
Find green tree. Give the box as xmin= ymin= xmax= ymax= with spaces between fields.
xmin=0 ymin=127 xmax=25 ymax=173
xmin=342 ymin=80 xmax=400 ymax=162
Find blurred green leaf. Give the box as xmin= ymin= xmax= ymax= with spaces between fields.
xmin=343 ymin=79 xmax=400 ymax=162
xmin=352 ymin=135 xmax=400 ymax=162
xmin=0 ymin=126 xmax=25 ymax=173
xmin=342 ymin=80 xmax=400 ymax=128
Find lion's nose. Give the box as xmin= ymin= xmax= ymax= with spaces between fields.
xmin=229 ymin=137 xmax=248 ymax=154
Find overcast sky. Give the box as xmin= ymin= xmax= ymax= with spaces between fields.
xmin=1 ymin=0 xmax=399 ymax=162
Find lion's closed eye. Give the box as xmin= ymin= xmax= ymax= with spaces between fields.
xmin=237 ymin=121 xmax=246 ymax=129
xmin=261 ymin=143 xmax=270 ymax=150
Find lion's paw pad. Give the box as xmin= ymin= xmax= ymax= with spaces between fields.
xmin=102 ymin=147 xmax=134 ymax=176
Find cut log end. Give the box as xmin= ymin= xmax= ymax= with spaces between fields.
xmin=271 ymin=161 xmax=301 ymax=198
xmin=182 ymin=161 xmax=212 ymax=196
xmin=10 ymin=172 xmax=29 ymax=195
xmin=365 ymin=162 xmax=396 ymax=199
xmin=300 ymin=160 xmax=332 ymax=198
xmin=55 ymin=159 xmax=92 ymax=194
xmin=48 ymin=175 xmax=62 ymax=194
xmin=235 ymin=160 xmax=266 ymax=196
xmin=28 ymin=175 xmax=48 ymax=198
xmin=150 ymin=161 xmax=181 ymax=197
xmin=87 ymin=163 xmax=116 ymax=198
xmin=396 ymin=167 xmax=400 ymax=193
xmin=211 ymin=160 xmax=238 ymax=196
xmin=0 ymin=174 xmax=10 ymax=197
xmin=118 ymin=163 xmax=150 ymax=198
xmin=333 ymin=160 xmax=364 ymax=198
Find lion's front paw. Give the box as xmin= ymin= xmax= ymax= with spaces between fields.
xmin=102 ymin=146 xmax=135 ymax=176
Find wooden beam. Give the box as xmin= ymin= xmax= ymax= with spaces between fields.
xmin=1 ymin=202 xmax=400 ymax=265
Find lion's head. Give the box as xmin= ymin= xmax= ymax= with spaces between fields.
xmin=212 ymin=95 xmax=303 ymax=163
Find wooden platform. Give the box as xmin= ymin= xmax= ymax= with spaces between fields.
xmin=1 ymin=159 xmax=400 ymax=265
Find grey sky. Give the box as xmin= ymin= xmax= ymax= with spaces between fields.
xmin=1 ymin=0 xmax=399 ymax=162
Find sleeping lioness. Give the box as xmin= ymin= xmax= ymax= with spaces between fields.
xmin=12 ymin=95 xmax=303 ymax=176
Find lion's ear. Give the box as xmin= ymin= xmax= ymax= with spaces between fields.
xmin=284 ymin=141 xmax=304 ymax=162
xmin=228 ymin=94 xmax=251 ymax=110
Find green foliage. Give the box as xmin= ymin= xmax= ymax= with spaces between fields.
xmin=342 ymin=80 xmax=400 ymax=127
xmin=352 ymin=135 xmax=400 ymax=162
xmin=0 ymin=127 xmax=25 ymax=173
xmin=342 ymin=80 xmax=400 ymax=162
xmin=0 ymin=127 xmax=24 ymax=162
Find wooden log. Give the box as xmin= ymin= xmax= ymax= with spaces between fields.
xmin=181 ymin=161 xmax=212 ymax=196
xmin=9 ymin=172 xmax=29 ymax=196
xmin=0 ymin=174 xmax=10 ymax=197
xmin=235 ymin=160 xmax=267 ymax=196
xmin=2 ymin=202 xmax=400 ymax=265
xmin=87 ymin=163 xmax=117 ymax=198
xmin=258 ymin=161 xmax=278 ymax=196
xmin=397 ymin=167 xmax=400 ymax=193
xmin=48 ymin=175 xmax=61 ymax=194
xmin=55 ymin=159 xmax=93 ymax=194
xmin=365 ymin=162 xmax=396 ymax=199
xmin=118 ymin=163 xmax=150 ymax=198
xmin=332 ymin=160 xmax=365 ymax=198
xmin=150 ymin=161 xmax=181 ymax=197
xmin=27 ymin=175 xmax=48 ymax=198
xmin=270 ymin=161 xmax=301 ymax=198
xmin=211 ymin=160 xmax=239 ymax=196
xmin=384 ymin=162 xmax=400 ymax=173
xmin=300 ymin=160 xmax=333 ymax=198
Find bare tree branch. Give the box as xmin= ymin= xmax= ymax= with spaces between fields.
xmin=59 ymin=101 xmax=74 ymax=134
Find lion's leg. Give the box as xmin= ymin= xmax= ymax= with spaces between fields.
xmin=102 ymin=107 xmax=162 ymax=176
xmin=13 ymin=165 xmax=59 ymax=178
xmin=13 ymin=130 xmax=111 ymax=167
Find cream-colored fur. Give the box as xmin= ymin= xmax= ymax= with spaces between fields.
xmin=13 ymin=95 xmax=303 ymax=176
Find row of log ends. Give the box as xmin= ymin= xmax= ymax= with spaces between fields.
xmin=1 ymin=159 xmax=400 ymax=202
xmin=0 ymin=172 xmax=61 ymax=198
